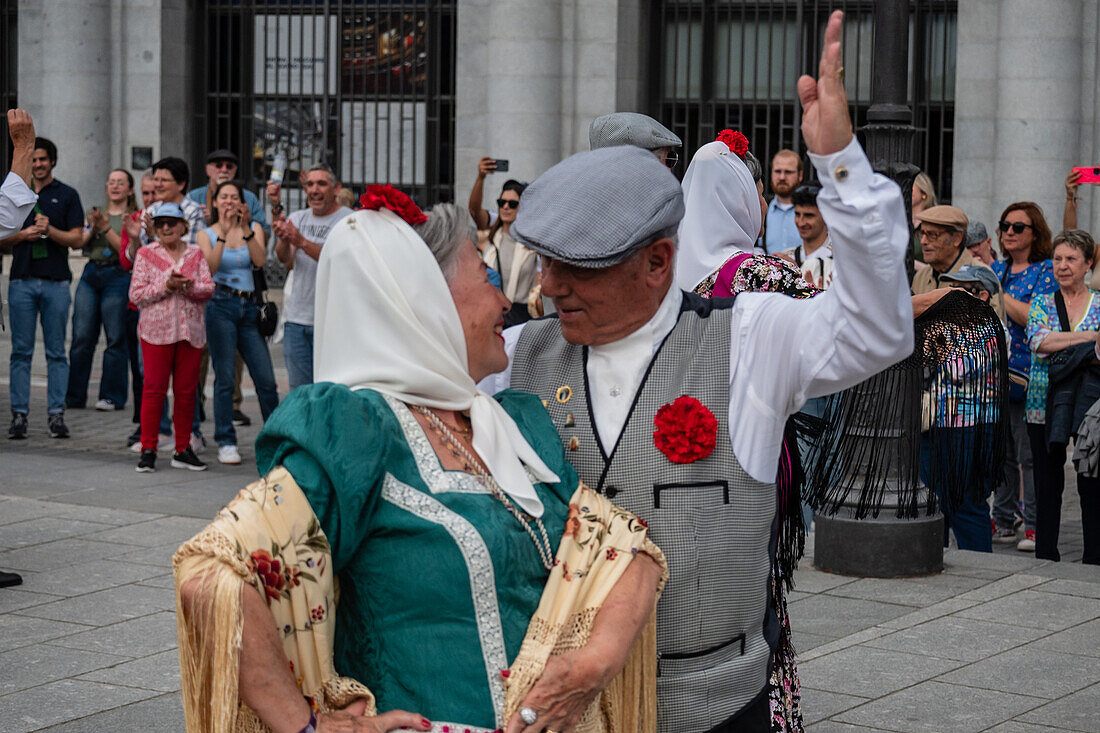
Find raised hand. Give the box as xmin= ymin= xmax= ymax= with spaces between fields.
xmin=797 ymin=10 xmax=853 ymax=156
xmin=477 ymin=156 xmax=497 ymax=179
xmin=6 ymin=109 xmax=35 ymax=152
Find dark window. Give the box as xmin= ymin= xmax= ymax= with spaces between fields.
xmin=195 ymin=0 xmax=456 ymax=209
xmin=0 ymin=0 xmax=17 ymax=175
xmin=652 ymin=0 xmax=957 ymax=201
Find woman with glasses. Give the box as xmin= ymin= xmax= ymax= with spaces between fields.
xmin=1024 ymin=229 xmax=1100 ymax=564
xmin=468 ymin=160 xmax=535 ymax=325
xmin=128 ymin=203 xmax=214 ymax=473
xmin=990 ymin=202 xmax=1056 ymax=552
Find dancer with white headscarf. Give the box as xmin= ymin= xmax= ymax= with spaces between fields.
xmin=173 ymin=189 xmax=665 ymax=733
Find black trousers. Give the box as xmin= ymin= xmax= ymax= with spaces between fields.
xmin=1028 ymin=424 xmax=1100 ymax=564
xmin=705 ymin=688 xmax=770 ymax=733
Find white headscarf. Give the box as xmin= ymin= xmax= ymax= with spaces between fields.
xmin=313 ymin=207 xmax=559 ymax=518
xmin=675 ymin=141 xmax=762 ymax=292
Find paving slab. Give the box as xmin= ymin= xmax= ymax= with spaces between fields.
xmin=822 ymin=573 xmax=988 ymax=607
xmin=935 ymin=645 xmax=1100 ymax=699
xmin=1033 ymin=578 xmax=1100 ymax=599
xmin=111 ymin=542 xmax=184 ymax=568
xmin=37 ymin=692 xmax=186 ymax=733
xmin=78 ymin=648 xmax=181 ymax=693
xmin=0 ymin=678 xmax=160 ymax=733
xmin=18 ymin=585 xmax=174 ymax=626
xmin=834 ymin=680 xmax=1046 ymax=732
xmin=0 ymin=517 xmax=114 ymax=549
xmin=1027 ymin=618 xmax=1100 ymax=657
xmin=0 ymin=643 xmax=130 ymax=696
xmin=792 ymin=629 xmax=835 ymax=653
xmin=14 ymin=558 xmax=164 ymax=597
xmin=789 ymin=567 xmax=860 ymax=594
xmin=806 ymin=721 xmax=885 ymax=732
xmin=798 ymin=646 xmax=962 ymax=697
xmin=955 ymin=573 xmax=1047 ymax=602
xmin=982 ymin=722 xmax=1071 ymax=732
xmin=874 ymin=597 xmax=980 ymax=630
xmin=0 ymin=538 xmax=135 ymax=573
xmin=47 ymin=611 xmax=179 ymax=658
xmin=799 ymin=688 xmax=867 ymax=725
xmin=0 ymin=587 xmax=64 ymax=613
xmin=955 ymin=588 xmax=1100 ymax=631
xmin=787 ymin=594 xmax=916 ymax=640
xmin=0 ymin=498 xmax=59 ymax=526
xmin=1017 ymin=681 xmax=1100 ymax=732
xmin=862 ymin=615 xmax=1048 ymax=662
xmin=0 ymin=614 xmax=92 ymax=653
xmin=82 ymin=516 xmax=211 ymax=548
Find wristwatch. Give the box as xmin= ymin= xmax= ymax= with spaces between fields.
xmin=243 ymin=231 xmax=255 ymax=241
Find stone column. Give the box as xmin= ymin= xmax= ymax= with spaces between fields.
xmin=18 ymin=0 xmax=113 ymax=204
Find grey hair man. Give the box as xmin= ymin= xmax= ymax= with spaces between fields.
xmin=590 ymin=111 xmax=682 ymax=169
xmin=482 ymin=12 xmax=913 ymax=731
xmin=270 ymin=164 xmax=352 ymax=390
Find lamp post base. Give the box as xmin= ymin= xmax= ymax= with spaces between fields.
xmin=814 ymin=512 xmax=944 ymax=577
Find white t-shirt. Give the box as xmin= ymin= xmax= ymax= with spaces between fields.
xmin=284 ymin=206 xmax=353 ymax=326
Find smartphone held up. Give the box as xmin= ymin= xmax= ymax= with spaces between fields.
xmin=1073 ymin=166 xmax=1100 ymax=184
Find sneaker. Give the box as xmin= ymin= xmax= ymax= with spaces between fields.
xmin=218 ymin=444 xmax=242 ymax=465
xmin=94 ymin=398 xmax=120 ymax=411
xmin=993 ymin=526 xmax=1017 ymax=544
xmin=190 ymin=432 xmax=207 ymax=454
xmin=8 ymin=412 xmax=28 ymax=440
xmin=127 ymin=429 xmax=142 ymax=452
xmin=48 ymin=413 xmax=70 ymax=439
xmin=232 ymin=409 xmax=251 ymax=427
xmin=136 ymin=449 xmax=157 ymax=472
xmin=171 ymin=447 xmax=208 ymax=471
xmin=130 ymin=432 xmax=172 ymax=453
xmin=1017 ymin=530 xmax=1036 ymax=552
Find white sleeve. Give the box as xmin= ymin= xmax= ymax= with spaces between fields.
xmin=0 ymin=171 xmax=37 ymax=239
xmin=729 ymin=139 xmax=913 ymax=482
xmin=477 ymin=323 xmax=525 ymax=395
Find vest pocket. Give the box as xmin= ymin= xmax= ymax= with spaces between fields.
xmin=652 ymin=480 xmax=730 ymax=509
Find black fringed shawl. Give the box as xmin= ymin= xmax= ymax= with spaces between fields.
xmin=804 ymin=288 xmax=1009 ymax=520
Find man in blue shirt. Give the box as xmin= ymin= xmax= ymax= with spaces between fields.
xmin=0 ymin=136 xmax=85 ymax=439
xmin=759 ymin=149 xmax=804 ymax=254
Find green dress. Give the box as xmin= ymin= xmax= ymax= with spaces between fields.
xmin=256 ymin=383 xmax=577 ymax=730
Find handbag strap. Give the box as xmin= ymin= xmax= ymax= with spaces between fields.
xmin=1054 ymin=290 xmax=1072 ymax=332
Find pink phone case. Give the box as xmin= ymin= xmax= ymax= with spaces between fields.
xmin=1073 ymin=166 xmax=1100 ymax=184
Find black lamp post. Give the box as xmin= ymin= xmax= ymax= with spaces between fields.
xmin=813 ymin=0 xmax=943 ymax=578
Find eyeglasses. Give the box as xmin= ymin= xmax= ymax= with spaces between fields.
xmin=497 ymin=199 xmax=519 ymax=210
xmin=211 ymin=161 xmax=236 ymax=170
xmin=919 ymin=227 xmax=952 ymax=242
xmin=153 ymin=219 xmax=180 ymax=229
xmin=663 ymin=150 xmax=679 ymax=169
xmin=999 ymin=221 xmax=1034 ymax=234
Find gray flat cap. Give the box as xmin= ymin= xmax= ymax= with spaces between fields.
xmin=513 ymin=146 xmax=684 ymax=268
xmin=965 ymin=220 xmax=989 ymax=247
xmin=589 ymin=112 xmax=682 ymax=151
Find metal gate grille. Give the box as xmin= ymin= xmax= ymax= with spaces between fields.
xmin=652 ymin=0 xmax=956 ymax=200
xmin=0 ymin=0 xmax=17 ymax=175
xmin=195 ymin=0 xmax=456 ymax=210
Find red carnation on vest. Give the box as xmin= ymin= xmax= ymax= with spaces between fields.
xmin=715 ymin=129 xmax=750 ymax=158
xmin=359 ymin=184 xmax=428 ymax=226
xmin=653 ymin=395 xmax=719 ymax=464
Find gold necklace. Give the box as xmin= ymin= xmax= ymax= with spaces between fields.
xmin=411 ymin=405 xmax=554 ymax=570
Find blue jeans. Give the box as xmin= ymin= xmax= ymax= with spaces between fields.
xmin=920 ymin=426 xmax=995 ymax=553
xmin=283 ymin=321 xmax=314 ymax=391
xmin=206 ymin=291 xmax=280 ymax=446
xmin=66 ymin=262 xmax=130 ymax=407
xmin=8 ymin=278 xmax=71 ymax=415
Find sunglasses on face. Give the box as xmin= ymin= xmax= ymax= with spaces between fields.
xmin=497 ymin=199 xmax=519 ymax=210
xmin=663 ymin=150 xmax=679 ymax=169
xmin=999 ymin=221 xmax=1033 ymax=234
xmin=153 ymin=219 xmax=180 ymax=229
xmin=211 ymin=161 xmax=236 ymax=170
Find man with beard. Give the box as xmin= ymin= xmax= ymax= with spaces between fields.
xmin=270 ymin=164 xmax=351 ymax=390
xmin=482 ymin=12 xmax=912 ymax=730
xmin=759 ymin=149 xmax=804 ymax=254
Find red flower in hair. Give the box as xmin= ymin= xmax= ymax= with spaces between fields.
xmin=653 ymin=395 xmax=718 ymax=464
xmin=716 ymin=129 xmax=750 ymax=158
xmin=358 ymin=184 xmax=428 ymax=226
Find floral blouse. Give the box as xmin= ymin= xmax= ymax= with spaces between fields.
xmin=128 ymin=242 xmax=214 ymax=347
xmin=991 ymin=259 xmax=1056 ymax=401
xmin=1025 ymin=290 xmax=1100 ymax=423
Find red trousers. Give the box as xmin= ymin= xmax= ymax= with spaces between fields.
xmin=140 ymin=339 xmax=202 ymax=453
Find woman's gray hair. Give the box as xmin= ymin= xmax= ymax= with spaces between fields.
xmin=414 ymin=203 xmax=478 ymax=279
xmin=743 ymin=150 xmax=763 ymax=184
xmin=1053 ymin=228 xmax=1096 ymax=264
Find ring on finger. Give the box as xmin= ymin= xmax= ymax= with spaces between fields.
xmin=837 ymin=65 xmax=845 ymax=81
xmin=519 ymin=707 xmax=539 ymax=725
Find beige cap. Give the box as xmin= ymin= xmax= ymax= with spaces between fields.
xmin=916 ymin=205 xmax=968 ymax=231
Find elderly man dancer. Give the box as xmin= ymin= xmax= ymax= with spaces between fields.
xmin=589 ymin=111 xmax=682 ymax=168
xmin=483 ymin=13 xmax=911 ymax=732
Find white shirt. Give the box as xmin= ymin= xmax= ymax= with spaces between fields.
xmin=0 ymin=172 xmax=37 ymax=240
xmin=482 ymin=139 xmax=912 ymax=483
xmin=783 ymin=236 xmax=835 ymax=289
xmin=140 ymin=198 xmax=207 ymax=247
xmin=283 ymin=206 xmax=353 ymax=326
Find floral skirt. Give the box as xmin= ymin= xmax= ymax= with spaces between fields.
xmin=768 ymin=575 xmax=804 ymax=732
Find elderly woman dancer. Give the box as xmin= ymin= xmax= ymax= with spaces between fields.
xmin=174 ymin=189 xmax=666 ymax=733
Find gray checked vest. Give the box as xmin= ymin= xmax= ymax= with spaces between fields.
xmin=511 ymin=294 xmax=777 ymax=733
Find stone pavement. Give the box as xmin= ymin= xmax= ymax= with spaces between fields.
xmin=1 ymin=269 xmax=1098 ymax=731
